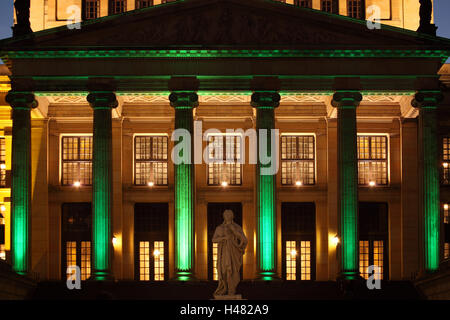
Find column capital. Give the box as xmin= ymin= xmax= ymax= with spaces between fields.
xmin=251 ymin=92 xmax=281 ymax=109
xmin=5 ymin=91 xmax=38 ymax=110
xmin=169 ymin=92 xmax=199 ymax=109
xmin=411 ymin=90 xmax=444 ymax=110
xmin=331 ymin=91 xmax=362 ymax=109
xmin=87 ymin=92 xmax=118 ymax=110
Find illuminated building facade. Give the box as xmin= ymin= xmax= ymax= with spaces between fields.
xmin=1 ymin=0 xmax=450 ymax=295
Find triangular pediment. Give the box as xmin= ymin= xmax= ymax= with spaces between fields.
xmin=2 ymin=0 xmax=450 ymax=50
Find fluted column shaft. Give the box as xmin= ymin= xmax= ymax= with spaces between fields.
xmin=413 ymin=91 xmax=443 ymax=273
xmin=87 ymin=92 xmax=118 ymax=280
xmin=6 ymin=92 xmax=37 ymax=275
xmin=170 ymin=92 xmax=198 ymax=280
xmin=332 ymin=91 xmax=362 ymax=280
xmin=251 ymin=91 xmax=280 ymax=279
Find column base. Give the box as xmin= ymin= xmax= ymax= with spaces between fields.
xmin=256 ymin=271 xmax=281 ymax=282
xmin=337 ymin=273 xmax=365 ymax=298
xmin=89 ymin=271 xmax=114 ymax=282
xmin=172 ymin=271 xmax=197 ymax=281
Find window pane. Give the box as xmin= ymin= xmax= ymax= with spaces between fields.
xmin=110 ymin=0 xmax=127 ymax=14
xmin=135 ymin=136 xmax=168 ymax=186
xmin=66 ymin=241 xmax=77 ymax=280
xmin=81 ymin=241 xmax=91 ymax=280
xmin=373 ymin=240 xmax=384 ymax=280
xmin=300 ymin=241 xmax=311 ymax=280
xmin=281 ymin=135 xmax=315 ymax=185
xmin=348 ymin=0 xmax=364 ymax=19
xmin=286 ymin=241 xmax=296 ymax=281
xmin=357 ymin=136 xmax=388 ymax=185
xmin=85 ymin=0 xmax=100 ymax=19
xmin=154 ymin=241 xmax=164 ymax=281
xmin=294 ymin=0 xmax=312 ymax=7
xmin=442 ymin=137 xmax=450 ymax=185
xmin=139 ymin=241 xmax=150 ymax=281
xmin=62 ymin=136 xmax=93 ymax=186
xmin=207 ymin=135 xmax=242 ymax=186
xmin=359 ymin=240 xmax=369 ymax=280
xmin=213 ymin=242 xmax=219 ymax=281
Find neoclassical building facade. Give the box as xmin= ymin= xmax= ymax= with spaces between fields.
xmin=1 ymin=0 xmax=450 ymax=290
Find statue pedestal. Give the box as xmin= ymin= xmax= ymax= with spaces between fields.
xmin=213 ymin=294 xmax=245 ymax=300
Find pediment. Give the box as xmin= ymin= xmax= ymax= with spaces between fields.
xmin=3 ymin=0 xmax=450 ymax=50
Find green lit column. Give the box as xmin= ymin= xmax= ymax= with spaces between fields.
xmin=170 ymin=92 xmax=198 ymax=280
xmin=87 ymin=92 xmax=118 ymax=281
xmin=332 ymin=91 xmax=362 ymax=280
xmin=6 ymin=92 xmax=37 ymax=275
xmin=412 ymin=91 xmax=443 ymax=273
xmin=251 ymin=91 xmax=280 ymax=280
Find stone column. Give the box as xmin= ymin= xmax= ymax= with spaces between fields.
xmin=412 ymin=91 xmax=443 ymax=273
xmin=87 ymin=91 xmax=118 ymax=280
xmin=331 ymin=91 xmax=362 ymax=280
xmin=251 ymin=91 xmax=280 ymax=279
xmin=170 ymin=91 xmax=198 ymax=280
xmin=6 ymin=91 xmax=37 ymax=275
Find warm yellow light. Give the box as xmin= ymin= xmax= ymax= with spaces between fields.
xmin=445 ymin=204 xmax=449 ymax=210
xmin=369 ymin=181 xmax=376 ymax=187
xmin=444 ymin=162 xmax=449 ymax=168
xmin=153 ymin=249 xmax=160 ymax=257
xmin=73 ymin=181 xmax=81 ymax=187
xmin=331 ymin=235 xmax=340 ymax=246
xmin=290 ymin=249 xmax=297 ymax=257
xmin=112 ymin=236 xmax=117 ymax=246
xmin=221 ymin=181 xmax=228 ymax=187
xmin=147 ymin=181 xmax=154 ymax=187
xmin=0 ymin=164 xmax=5 ymax=170
xmin=0 ymin=205 xmax=5 ymax=212
xmin=295 ymin=181 xmax=302 ymax=186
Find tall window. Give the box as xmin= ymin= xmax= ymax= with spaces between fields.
xmin=134 ymin=135 xmax=168 ymax=186
xmin=0 ymin=138 xmax=6 ymax=187
xmin=442 ymin=137 xmax=450 ymax=185
xmin=135 ymin=203 xmax=168 ymax=281
xmin=61 ymin=136 xmax=92 ymax=186
xmin=110 ymin=0 xmax=127 ymax=14
xmin=207 ymin=134 xmax=242 ymax=186
xmin=321 ymin=0 xmax=338 ymax=14
xmin=281 ymin=135 xmax=315 ymax=185
xmin=294 ymin=0 xmax=312 ymax=7
xmin=347 ymin=0 xmax=365 ymax=19
xmin=357 ymin=135 xmax=388 ymax=186
xmin=136 ymin=0 xmax=152 ymax=8
xmin=444 ymin=204 xmax=450 ymax=260
xmin=0 ymin=212 xmax=5 ymax=260
xmin=83 ymin=0 xmax=100 ymax=20
xmin=62 ymin=203 xmax=92 ymax=281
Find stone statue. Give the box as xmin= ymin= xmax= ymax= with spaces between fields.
xmin=212 ymin=210 xmax=247 ymax=299
xmin=13 ymin=0 xmax=32 ymax=36
xmin=417 ymin=0 xmax=437 ymax=36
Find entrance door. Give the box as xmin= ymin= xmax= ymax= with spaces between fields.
xmin=134 ymin=203 xmax=168 ymax=281
xmin=359 ymin=202 xmax=389 ymax=280
xmin=282 ymin=202 xmax=316 ymax=281
xmin=61 ymin=203 xmax=92 ymax=281
xmin=207 ymin=203 xmax=242 ymax=281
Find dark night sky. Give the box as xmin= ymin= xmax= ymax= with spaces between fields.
xmin=0 ymin=1 xmax=449 ymax=51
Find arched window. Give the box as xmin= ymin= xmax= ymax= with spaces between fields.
xmin=294 ymin=0 xmax=312 ymax=8
xmin=347 ymin=0 xmax=365 ymax=19
xmin=109 ymin=0 xmax=127 ymax=15
xmin=136 ymin=0 xmax=153 ymax=9
xmin=321 ymin=0 xmax=339 ymax=14
xmin=83 ymin=0 xmax=100 ymax=20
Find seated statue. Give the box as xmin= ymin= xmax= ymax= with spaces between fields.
xmin=212 ymin=210 xmax=248 ymax=298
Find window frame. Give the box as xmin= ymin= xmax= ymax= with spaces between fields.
xmin=109 ymin=0 xmax=127 ymax=15
xmin=133 ymin=134 xmax=169 ymax=186
xmin=321 ymin=0 xmax=339 ymax=14
xmin=280 ymin=133 xmax=316 ymax=186
xmin=206 ymin=132 xmax=243 ymax=186
xmin=82 ymin=0 xmax=100 ymax=20
xmin=135 ymin=0 xmax=153 ymax=9
xmin=357 ymin=133 xmax=390 ymax=186
xmin=0 ymin=137 xmax=6 ymax=188
xmin=347 ymin=0 xmax=366 ymax=19
xmin=60 ymin=134 xmax=93 ymax=186
xmin=294 ymin=0 xmax=312 ymax=7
